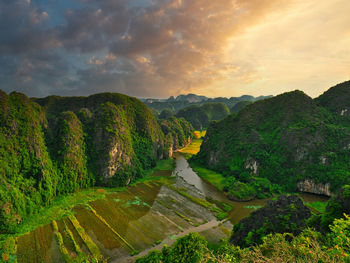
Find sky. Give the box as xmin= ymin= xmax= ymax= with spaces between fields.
xmin=0 ymin=0 xmax=349 ymax=98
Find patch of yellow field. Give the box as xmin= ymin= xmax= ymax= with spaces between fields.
xmin=179 ymin=131 xmax=206 ymax=155
xmin=193 ymin=130 xmax=206 ymax=139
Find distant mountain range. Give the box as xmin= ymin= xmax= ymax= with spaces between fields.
xmin=141 ymin=93 xmax=272 ymax=113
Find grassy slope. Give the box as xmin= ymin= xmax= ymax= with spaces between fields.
xmin=191 ymin=164 xmax=226 ymax=192
xmin=179 ymin=138 xmax=203 ymax=155
xmin=305 ymin=201 xmax=328 ymax=214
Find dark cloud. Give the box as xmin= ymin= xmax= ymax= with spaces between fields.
xmin=0 ymin=0 xmax=293 ymax=97
xmin=0 ymin=0 xmax=59 ymax=55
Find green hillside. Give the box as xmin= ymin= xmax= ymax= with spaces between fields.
xmin=196 ymin=87 xmax=350 ymax=194
xmin=316 ymin=80 xmax=350 ymax=115
xmin=176 ymin=102 xmax=230 ymax=130
xmin=230 ymin=101 xmax=252 ymax=114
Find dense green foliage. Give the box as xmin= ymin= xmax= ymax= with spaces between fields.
xmin=158 ymin=108 xmax=174 ymax=120
xmin=136 ymin=215 xmax=350 ymax=263
xmin=136 ymin=233 xmax=208 ymax=263
xmin=190 ymin=159 xmax=281 ymax=201
xmin=316 ymin=80 xmax=350 ymax=114
xmin=176 ymin=103 xmax=230 ymax=130
xmin=321 ymin=185 xmax=350 ymax=230
xmin=230 ymin=101 xmax=252 ymax=114
xmin=0 ymin=91 xmax=56 ymax=233
xmin=0 ymin=90 xmax=189 ymax=234
xmin=50 ymin=111 xmax=93 ymax=194
xmin=231 ymin=195 xmax=312 ymax=247
xmin=197 ymin=87 xmax=350 ymax=193
xmin=159 ymin=116 xmax=194 ymax=151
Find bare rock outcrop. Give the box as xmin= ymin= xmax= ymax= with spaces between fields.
xmin=297 ymin=179 xmax=333 ymax=196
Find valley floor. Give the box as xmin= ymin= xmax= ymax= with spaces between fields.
xmin=1 ymin=134 xmax=330 ymax=263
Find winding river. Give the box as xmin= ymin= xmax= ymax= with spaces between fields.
xmin=16 ymin=153 xmax=329 ymax=263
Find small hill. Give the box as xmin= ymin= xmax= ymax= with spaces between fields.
xmin=176 ymin=102 xmax=230 ymax=130
xmin=230 ymin=101 xmax=251 ymax=114
xmin=160 ymin=116 xmax=194 ymax=156
xmin=174 ymin=94 xmax=207 ymax=103
xmin=315 ymin=80 xmax=350 ymax=115
xmin=230 ymin=195 xmax=312 ymax=247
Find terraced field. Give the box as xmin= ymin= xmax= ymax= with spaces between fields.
xmin=15 ymin=170 xmax=232 ymax=263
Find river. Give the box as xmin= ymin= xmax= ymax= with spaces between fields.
xmin=16 ymin=153 xmax=329 ymax=263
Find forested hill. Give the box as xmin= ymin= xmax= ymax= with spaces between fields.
xmin=315 ymin=80 xmax=350 ymax=115
xmin=196 ymin=81 xmax=350 ymax=194
xmin=0 ymin=90 xmax=192 ymax=233
xmin=175 ymin=102 xmax=230 ymax=130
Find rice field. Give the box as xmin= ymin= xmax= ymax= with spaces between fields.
xmin=14 ymin=166 xmax=225 ymax=263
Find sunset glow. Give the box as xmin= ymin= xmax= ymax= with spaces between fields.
xmin=1 ymin=0 xmax=349 ymax=98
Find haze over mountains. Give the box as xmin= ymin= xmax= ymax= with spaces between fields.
xmin=142 ymin=94 xmax=272 ymax=113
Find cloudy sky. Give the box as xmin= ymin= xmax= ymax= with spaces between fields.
xmin=0 ymin=0 xmax=349 ymax=98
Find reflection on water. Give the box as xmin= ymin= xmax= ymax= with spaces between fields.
xmin=173 ymin=152 xmax=270 ymax=223
xmin=173 ymin=152 xmax=215 ymax=195
xmin=172 ymin=152 xmax=329 ymax=224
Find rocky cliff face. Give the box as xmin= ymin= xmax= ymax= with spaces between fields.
xmin=36 ymin=93 xmax=169 ymax=185
xmin=159 ymin=116 xmax=194 ymax=154
xmin=297 ymin=179 xmax=333 ymax=196
xmin=90 ymin=103 xmax=133 ymax=180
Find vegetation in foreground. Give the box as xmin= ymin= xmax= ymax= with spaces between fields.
xmin=136 ymin=215 xmax=350 ymax=263
xmin=136 ymin=188 xmax=350 ymax=263
xmin=136 ymin=196 xmax=350 ymax=263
